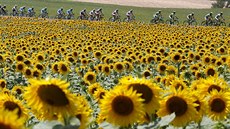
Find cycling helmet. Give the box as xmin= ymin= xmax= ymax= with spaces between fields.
xmin=158 ymin=10 xmax=161 ymax=13
xmin=44 ymin=7 xmax=47 ymax=10
xmin=220 ymin=12 xmax=223 ymax=15
xmin=3 ymin=5 xmax=6 ymax=8
xmin=99 ymin=8 xmax=102 ymax=11
xmin=130 ymin=9 xmax=133 ymax=12
xmin=60 ymin=7 xmax=63 ymax=10
xmin=173 ymin=11 xmax=176 ymax=13
xmin=83 ymin=8 xmax=86 ymax=11
xmin=115 ymin=9 xmax=118 ymax=12
xmin=210 ymin=12 xmax=213 ymax=15
xmin=70 ymin=8 xmax=73 ymax=11
xmin=191 ymin=12 xmax=194 ymax=15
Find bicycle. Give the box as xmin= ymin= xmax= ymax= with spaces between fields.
xmin=77 ymin=15 xmax=89 ymax=20
xmin=166 ymin=18 xmax=179 ymax=25
xmin=123 ymin=15 xmax=135 ymax=22
xmin=150 ymin=17 xmax=164 ymax=24
xmin=109 ymin=15 xmax=121 ymax=22
xmin=26 ymin=12 xmax=36 ymax=17
xmin=66 ymin=14 xmax=74 ymax=20
xmin=55 ymin=13 xmax=65 ymax=19
xmin=95 ymin=13 xmax=104 ymax=21
xmin=10 ymin=12 xmax=19 ymax=16
xmin=213 ymin=19 xmax=226 ymax=26
xmin=183 ymin=19 xmax=197 ymax=26
xmin=38 ymin=13 xmax=49 ymax=18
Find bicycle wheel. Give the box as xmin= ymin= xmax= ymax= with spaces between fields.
xmin=219 ymin=22 xmax=226 ymax=26
xmin=183 ymin=20 xmax=189 ymax=25
xmin=165 ymin=19 xmax=171 ymax=25
xmin=201 ymin=21 xmax=207 ymax=26
xmin=173 ymin=20 xmax=179 ymax=25
xmin=150 ymin=19 xmax=155 ymax=24
xmin=109 ymin=17 xmax=114 ymax=22
xmin=191 ymin=21 xmax=197 ymax=26
xmin=123 ymin=17 xmax=128 ymax=22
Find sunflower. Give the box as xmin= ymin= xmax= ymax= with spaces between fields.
xmin=99 ymin=86 xmax=145 ymax=127
xmin=93 ymin=88 xmax=107 ymax=103
xmin=171 ymin=52 xmax=181 ymax=63
xmin=166 ymin=65 xmax=178 ymax=75
xmin=23 ymin=67 xmax=33 ymax=79
xmin=94 ymin=51 xmax=102 ymax=59
xmin=36 ymin=53 xmax=45 ymax=62
xmin=16 ymin=62 xmax=25 ymax=72
xmin=0 ymin=94 xmax=28 ymax=122
xmin=204 ymin=65 xmax=217 ymax=77
xmin=84 ymin=71 xmax=96 ymax=84
xmin=58 ymin=61 xmax=71 ymax=75
xmin=142 ymin=70 xmax=151 ymax=78
xmin=0 ymin=79 xmax=7 ymax=90
xmin=197 ymin=76 xmax=228 ymax=95
xmin=191 ymin=91 xmax=207 ymax=123
xmin=24 ymin=78 xmax=78 ymax=120
xmin=124 ymin=78 xmax=162 ymax=115
xmin=15 ymin=54 xmax=25 ymax=62
xmin=51 ymin=62 xmax=59 ymax=73
xmin=88 ymin=83 xmax=102 ymax=96
xmin=32 ymin=68 xmax=42 ymax=78
xmin=34 ymin=63 xmax=45 ymax=72
xmin=102 ymin=64 xmax=110 ymax=75
xmin=0 ymin=109 xmax=25 ymax=129
xmin=157 ymin=89 xmax=197 ymax=127
xmin=202 ymin=55 xmax=211 ymax=65
xmin=157 ymin=63 xmax=167 ymax=74
xmin=0 ymin=54 xmax=5 ymax=62
xmin=169 ymin=79 xmax=187 ymax=91
xmin=207 ymin=90 xmax=230 ymax=121
xmin=12 ymin=85 xmax=25 ymax=95
xmin=113 ymin=62 xmax=125 ymax=73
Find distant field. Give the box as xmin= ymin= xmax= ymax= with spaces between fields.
xmin=1 ymin=0 xmax=230 ymax=24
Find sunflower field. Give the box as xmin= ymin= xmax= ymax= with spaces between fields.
xmin=0 ymin=16 xmax=230 ymax=129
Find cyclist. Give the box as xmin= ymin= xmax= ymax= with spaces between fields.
xmin=111 ymin=9 xmax=119 ymax=21
xmin=215 ymin=12 xmax=224 ymax=24
xmin=204 ymin=12 xmax=213 ymax=25
xmin=89 ymin=9 xmax=95 ymax=21
xmin=95 ymin=8 xmax=103 ymax=21
xmin=126 ymin=9 xmax=134 ymax=22
xmin=57 ymin=7 xmax=64 ymax=18
xmin=152 ymin=10 xmax=162 ymax=23
xmin=19 ymin=6 xmax=26 ymax=16
xmin=12 ymin=5 xmax=18 ymax=16
xmin=186 ymin=12 xmax=195 ymax=25
xmin=0 ymin=5 xmax=7 ymax=15
xmin=27 ymin=7 xmax=35 ymax=17
xmin=169 ymin=11 xmax=178 ymax=24
xmin=66 ymin=8 xmax=74 ymax=19
xmin=40 ymin=7 xmax=48 ymax=18
xmin=79 ymin=8 xmax=87 ymax=20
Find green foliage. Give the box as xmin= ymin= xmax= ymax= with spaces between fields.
xmin=212 ymin=0 xmax=226 ymax=8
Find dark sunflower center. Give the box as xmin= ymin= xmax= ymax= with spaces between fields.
xmin=4 ymin=101 xmax=22 ymax=117
xmin=61 ymin=65 xmax=68 ymax=72
xmin=0 ymin=81 xmax=6 ymax=88
xmin=166 ymin=96 xmax=188 ymax=116
xmin=38 ymin=56 xmax=44 ymax=61
xmin=208 ymin=85 xmax=221 ymax=93
xmin=144 ymin=71 xmax=151 ymax=77
xmin=16 ymin=89 xmax=22 ymax=94
xmin=207 ymin=69 xmax=215 ymax=76
xmin=26 ymin=69 xmax=32 ymax=75
xmin=205 ymin=58 xmax=210 ymax=63
xmin=99 ymin=92 xmax=105 ymax=99
xmin=96 ymin=52 xmax=101 ymax=57
xmin=160 ymin=65 xmax=166 ymax=71
xmin=129 ymin=83 xmax=153 ymax=104
xmin=54 ymin=64 xmax=59 ymax=71
xmin=36 ymin=64 xmax=43 ymax=70
xmin=76 ymin=114 xmax=82 ymax=121
xmin=104 ymin=67 xmax=110 ymax=73
xmin=173 ymin=55 xmax=180 ymax=61
xmin=194 ymin=100 xmax=201 ymax=111
xmin=0 ymin=56 xmax=3 ymax=61
xmin=33 ymin=71 xmax=40 ymax=77
xmin=112 ymin=95 xmax=134 ymax=116
xmin=116 ymin=64 xmax=123 ymax=70
xmin=220 ymin=48 xmax=224 ymax=53
xmin=38 ymin=84 xmax=69 ymax=106
xmin=87 ymin=74 xmax=94 ymax=81
xmin=0 ymin=123 xmax=12 ymax=129
xmin=211 ymin=98 xmax=226 ymax=113
xmin=91 ymin=88 xmax=97 ymax=94
xmin=17 ymin=64 xmax=24 ymax=70
xmin=17 ymin=56 xmax=23 ymax=61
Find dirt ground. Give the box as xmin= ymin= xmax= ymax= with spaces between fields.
xmin=72 ymin=0 xmax=213 ymax=8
